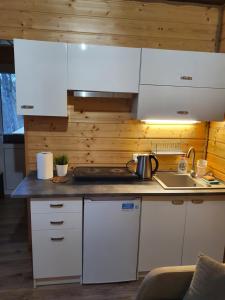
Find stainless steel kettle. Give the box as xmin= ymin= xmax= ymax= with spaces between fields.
xmin=127 ymin=154 xmax=159 ymax=180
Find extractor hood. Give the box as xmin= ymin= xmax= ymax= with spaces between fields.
xmin=73 ymin=91 xmax=134 ymax=99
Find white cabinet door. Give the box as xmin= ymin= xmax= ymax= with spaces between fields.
xmin=182 ymin=199 xmax=225 ymax=265
xmin=68 ymin=44 xmax=141 ymax=93
xmin=141 ymin=48 xmax=225 ymax=88
xmin=14 ymin=39 xmax=67 ymax=116
xmin=32 ymin=228 xmax=82 ymax=278
xmin=138 ymin=198 xmax=186 ymax=272
xmin=137 ymin=85 xmax=225 ymax=121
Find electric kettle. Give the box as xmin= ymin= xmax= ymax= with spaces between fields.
xmin=127 ymin=154 xmax=159 ymax=180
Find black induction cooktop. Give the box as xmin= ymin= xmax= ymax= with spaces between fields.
xmin=73 ymin=167 xmax=139 ymax=182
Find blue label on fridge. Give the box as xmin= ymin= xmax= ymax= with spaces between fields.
xmin=122 ymin=203 xmax=134 ymax=209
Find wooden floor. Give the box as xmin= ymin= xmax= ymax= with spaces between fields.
xmin=0 ymin=197 xmax=141 ymax=300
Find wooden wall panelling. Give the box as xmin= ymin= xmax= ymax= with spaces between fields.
xmin=219 ymin=6 xmax=225 ymax=51
xmin=25 ymin=99 xmax=208 ymax=173
xmin=0 ymin=0 xmax=217 ymax=173
xmin=207 ymin=121 xmax=225 ymax=181
xmin=0 ymin=0 xmax=219 ymax=51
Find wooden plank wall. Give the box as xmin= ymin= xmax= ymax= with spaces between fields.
xmin=25 ymin=98 xmax=208 ymax=172
xmin=0 ymin=0 xmax=219 ymax=51
xmin=0 ymin=0 xmax=219 ymax=173
xmin=219 ymin=8 xmax=225 ymax=52
xmin=207 ymin=122 xmax=225 ymax=181
xmin=207 ymin=7 xmax=225 ymax=181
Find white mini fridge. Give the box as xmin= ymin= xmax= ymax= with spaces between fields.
xmin=83 ymin=197 xmax=141 ymax=284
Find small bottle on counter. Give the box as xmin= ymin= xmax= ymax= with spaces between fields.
xmin=177 ymin=154 xmax=188 ymax=174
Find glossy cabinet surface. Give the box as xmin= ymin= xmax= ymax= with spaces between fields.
xmin=68 ymin=44 xmax=141 ymax=93
xmin=14 ymin=39 xmax=67 ymax=116
xmin=141 ymin=48 xmax=225 ymax=88
xmin=137 ymin=85 xmax=225 ymax=121
xmin=182 ymin=200 xmax=225 ymax=265
xmin=139 ymin=196 xmax=225 ymax=273
xmin=31 ymin=198 xmax=82 ymax=284
xmin=139 ymin=198 xmax=186 ymax=272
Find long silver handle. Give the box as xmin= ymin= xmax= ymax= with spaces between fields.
xmin=21 ymin=105 xmax=34 ymax=109
xmin=50 ymin=221 xmax=64 ymax=225
xmin=192 ymin=199 xmax=204 ymax=204
xmin=50 ymin=204 xmax=64 ymax=208
xmin=172 ymin=200 xmax=184 ymax=205
xmin=51 ymin=237 xmax=64 ymax=241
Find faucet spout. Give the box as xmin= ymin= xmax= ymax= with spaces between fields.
xmin=187 ymin=147 xmax=196 ymax=177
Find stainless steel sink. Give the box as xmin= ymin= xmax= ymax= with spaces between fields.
xmin=154 ymin=172 xmax=225 ymax=190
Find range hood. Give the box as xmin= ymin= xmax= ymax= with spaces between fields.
xmin=73 ymin=91 xmax=134 ymax=99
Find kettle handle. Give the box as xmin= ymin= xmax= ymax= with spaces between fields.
xmin=150 ymin=155 xmax=159 ymax=174
xmin=126 ymin=160 xmax=135 ymax=173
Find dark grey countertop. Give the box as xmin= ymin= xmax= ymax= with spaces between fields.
xmin=12 ymin=172 xmax=225 ymax=198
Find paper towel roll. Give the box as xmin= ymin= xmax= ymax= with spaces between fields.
xmin=36 ymin=152 xmax=53 ymax=179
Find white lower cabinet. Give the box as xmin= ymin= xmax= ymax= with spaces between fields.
xmin=31 ymin=198 xmax=82 ymax=286
xmin=182 ymin=197 xmax=225 ymax=265
xmin=139 ymin=195 xmax=225 ymax=273
xmin=138 ymin=197 xmax=186 ymax=272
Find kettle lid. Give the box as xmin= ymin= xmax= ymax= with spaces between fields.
xmin=137 ymin=153 xmax=149 ymax=157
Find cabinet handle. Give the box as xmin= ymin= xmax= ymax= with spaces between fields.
xmin=50 ymin=221 xmax=64 ymax=225
xmin=172 ymin=200 xmax=184 ymax=205
xmin=50 ymin=204 xmax=64 ymax=208
xmin=176 ymin=111 xmax=189 ymax=115
xmin=21 ymin=105 xmax=34 ymax=109
xmin=180 ymin=76 xmax=192 ymax=80
xmin=51 ymin=237 xmax=64 ymax=241
xmin=191 ymin=199 xmax=204 ymax=204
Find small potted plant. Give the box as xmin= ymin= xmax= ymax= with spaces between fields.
xmin=54 ymin=154 xmax=69 ymax=177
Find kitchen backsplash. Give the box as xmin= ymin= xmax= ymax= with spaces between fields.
xmin=24 ymin=96 xmax=208 ymax=174
xmin=207 ymin=121 xmax=225 ymax=181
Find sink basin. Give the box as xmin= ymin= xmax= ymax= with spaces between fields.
xmin=154 ymin=172 xmax=225 ymax=190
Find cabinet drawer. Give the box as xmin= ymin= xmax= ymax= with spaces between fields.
xmin=31 ymin=212 xmax=82 ymax=230
xmin=31 ymin=198 xmax=82 ymax=213
xmin=32 ymin=229 xmax=82 ymax=278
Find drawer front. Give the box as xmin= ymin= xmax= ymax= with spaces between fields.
xmin=31 ymin=198 xmax=82 ymax=213
xmin=32 ymin=229 xmax=82 ymax=278
xmin=31 ymin=212 xmax=82 ymax=230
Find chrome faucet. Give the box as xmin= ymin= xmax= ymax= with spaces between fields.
xmin=187 ymin=147 xmax=196 ymax=178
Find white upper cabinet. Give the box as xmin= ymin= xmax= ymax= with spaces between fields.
xmin=138 ymin=85 xmax=225 ymax=121
xmin=141 ymin=48 xmax=225 ymax=88
xmin=14 ymin=39 xmax=67 ymax=116
xmin=68 ymin=44 xmax=141 ymax=93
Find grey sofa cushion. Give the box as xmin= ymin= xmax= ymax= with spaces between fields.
xmin=183 ymin=255 xmax=225 ymax=300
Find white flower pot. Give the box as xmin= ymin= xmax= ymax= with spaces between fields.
xmin=56 ymin=164 xmax=68 ymax=177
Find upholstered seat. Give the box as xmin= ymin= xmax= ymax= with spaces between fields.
xmin=136 ymin=265 xmax=195 ymax=300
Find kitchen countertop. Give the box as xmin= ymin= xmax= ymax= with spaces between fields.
xmin=12 ymin=172 xmax=225 ymax=198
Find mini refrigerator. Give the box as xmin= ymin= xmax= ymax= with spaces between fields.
xmin=83 ymin=197 xmax=141 ymax=284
